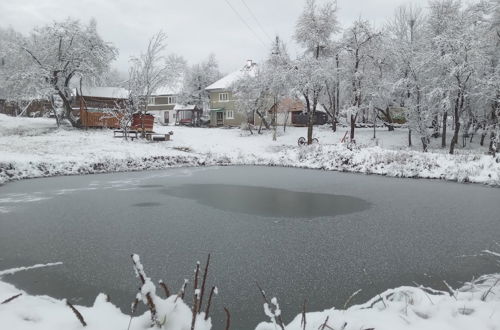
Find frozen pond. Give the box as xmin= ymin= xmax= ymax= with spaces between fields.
xmin=0 ymin=166 xmax=499 ymax=329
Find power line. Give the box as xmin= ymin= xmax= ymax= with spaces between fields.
xmin=223 ymin=0 xmax=268 ymax=48
xmin=240 ymin=0 xmax=273 ymax=42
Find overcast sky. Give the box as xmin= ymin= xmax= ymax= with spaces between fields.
xmin=0 ymin=0 xmax=418 ymax=74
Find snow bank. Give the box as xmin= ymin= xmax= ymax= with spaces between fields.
xmin=0 ymin=256 xmax=212 ymax=330
xmin=276 ymin=144 xmax=500 ymax=186
xmin=0 ymin=114 xmax=499 ymax=186
xmin=256 ymin=273 xmax=500 ymax=330
xmin=1 ymin=271 xmax=500 ymax=330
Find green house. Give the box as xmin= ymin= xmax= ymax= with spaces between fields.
xmin=205 ymin=60 xmax=257 ymax=127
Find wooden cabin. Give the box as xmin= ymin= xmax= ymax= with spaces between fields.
xmin=74 ymin=87 xmax=128 ymax=128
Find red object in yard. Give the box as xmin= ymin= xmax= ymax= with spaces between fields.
xmin=131 ymin=113 xmax=154 ymax=132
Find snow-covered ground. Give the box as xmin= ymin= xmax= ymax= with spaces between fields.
xmin=0 ymin=114 xmax=499 ymax=186
xmin=1 ymin=256 xmax=500 ymax=330
xmin=1 ymin=115 xmax=500 ymax=329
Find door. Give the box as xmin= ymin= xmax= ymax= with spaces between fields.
xmin=216 ymin=111 xmax=223 ymax=126
xmin=164 ymin=111 xmax=169 ymax=124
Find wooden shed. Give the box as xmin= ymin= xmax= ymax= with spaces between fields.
xmin=75 ymin=87 xmax=128 ymax=128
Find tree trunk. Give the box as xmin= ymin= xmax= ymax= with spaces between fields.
xmin=408 ymin=129 xmax=412 ymax=147
xmin=450 ymin=90 xmax=464 ymax=155
xmin=53 ymin=108 xmax=61 ymax=128
xmin=56 ymin=90 xmax=79 ymax=127
xmin=272 ymin=107 xmax=277 ymax=141
xmin=421 ymin=136 xmax=429 ymax=152
xmin=449 ymin=122 xmax=460 ymax=154
xmin=307 ymin=112 xmax=314 ymax=145
xmin=350 ymin=114 xmax=356 ymax=141
xmin=480 ymin=131 xmax=486 ymax=146
xmin=386 ymin=107 xmax=394 ymax=132
xmin=255 ymin=110 xmax=271 ymax=130
xmin=377 ymin=107 xmax=394 ymax=131
xmin=489 ymin=130 xmax=497 ymax=156
xmin=283 ymin=111 xmax=289 ymax=132
xmin=441 ymin=111 xmax=448 ymax=147
xmin=432 ymin=114 xmax=440 ymax=138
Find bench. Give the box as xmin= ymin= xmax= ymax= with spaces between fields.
xmin=113 ymin=130 xmax=139 ymax=140
xmin=145 ymin=132 xmax=171 ymax=142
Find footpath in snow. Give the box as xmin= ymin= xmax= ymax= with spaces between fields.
xmin=0 ymin=114 xmax=499 ymax=186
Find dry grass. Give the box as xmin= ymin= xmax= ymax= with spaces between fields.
xmin=1 ymin=293 xmax=22 ymax=305
xmin=66 ymin=300 xmax=87 ymax=327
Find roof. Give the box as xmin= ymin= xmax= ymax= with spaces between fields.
xmin=173 ymin=104 xmax=198 ymax=111
xmin=276 ymin=98 xmax=305 ymax=113
xmin=153 ymin=76 xmax=184 ymax=96
xmin=289 ymin=96 xmax=327 ymax=113
xmin=76 ymin=87 xmax=129 ymax=99
xmin=205 ymin=61 xmax=257 ymax=91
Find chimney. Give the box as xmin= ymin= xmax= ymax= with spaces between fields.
xmin=246 ymin=59 xmax=253 ymax=68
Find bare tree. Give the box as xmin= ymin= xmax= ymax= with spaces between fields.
xmin=128 ymin=31 xmax=185 ymax=135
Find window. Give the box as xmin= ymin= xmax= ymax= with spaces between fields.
xmin=226 ymin=110 xmax=234 ymax=119
xmin=167 ymin=96 xmax=177 ymax=104
xmin=147 ymin=97 xmax=155 ymax=105
xmin=219 ymin=93 xmax=229 ymax=102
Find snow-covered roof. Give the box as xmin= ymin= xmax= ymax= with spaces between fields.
xmin=153 ymin=77 xmax=184 ymax=96
xmin=76 ymin=87 xmax=129 ymax=99
xmin=205 ymin=60 xmax=257 ymax=91
xmin=173 ymin=104 xmax=197 ymax=111
xmin=277 ymin=98 xmax=305 ymax=113
xmin=291 ymin=96 xmax=327 ymax=113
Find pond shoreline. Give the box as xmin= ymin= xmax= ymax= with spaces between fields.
xmin=1 ymin=144 xmax=500 ymax=188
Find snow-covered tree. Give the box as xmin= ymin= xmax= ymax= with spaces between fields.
xmin=425 ymin=0 xmax=462 ymax=147
xmin=293 ymin=0 xmax=339 ymax=144
xmin=180 ymin=53 xmax=221 ymax=109
xmin=232 ymin=37 xmax=290 ymax=137
xmin=264 ymin=36 xmax=291 ymax=140
xmin=385 ymin=5 xmax=434 ymax=151
xmin=341 ymin=18 xmax=381 ymax=142
xmin=0 ymin=27 xmax=52 ymax=118
xmin=319 ymin=44 xmax=342 ymax=131
xmin=16 ymin=18 xmax=117 ymax=126
xmin=232 ymin=64 xmax=272 ymax=134
xmin=295 ymin=0 xmax=340 ymax=58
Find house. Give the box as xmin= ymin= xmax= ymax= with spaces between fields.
xmin=74 ymin=86 xmax=128 ymax=128
xmin=268 ymin=98 xmax=328 ymax=127
xmin=268 ymin=98 xmax=302 ymax=126
xmin=205 ymin=61 xmax=328 ymax=128
xmin=147 ymin=81 xmax=182 ymax=126
xmin=205 ymin=60 xmax=258 ymax=127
